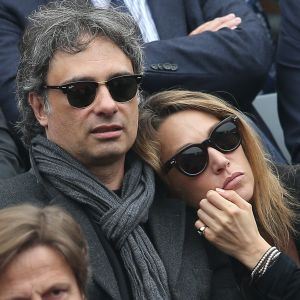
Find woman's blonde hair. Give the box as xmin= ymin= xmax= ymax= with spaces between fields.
xmin=135 ymin=90 xmax=296 ymax=251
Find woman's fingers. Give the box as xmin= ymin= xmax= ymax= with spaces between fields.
xmin=215 ymin=188 xmax=252 ymax=210
xmin=196 ymin=203 xmax=220 ymax=232
xmin=195 ymin=189 xmax=270 ymax=268
xmin=197 ymin=190 xmax=253 ymax=234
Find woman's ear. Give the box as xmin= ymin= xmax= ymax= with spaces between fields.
xmin=28 ymin=92 xmax=49 ymax=128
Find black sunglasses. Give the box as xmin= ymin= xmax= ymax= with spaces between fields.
xmin=163 ymin=116 xmax=241 ymax=177
xmin=43 ymin=74 xmax=142 ymax=108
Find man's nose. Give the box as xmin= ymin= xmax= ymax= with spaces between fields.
xmin=207 ymin=147 xmax=230 ymax=174
xmin=92 ymin=84 xmax=118 ymax=116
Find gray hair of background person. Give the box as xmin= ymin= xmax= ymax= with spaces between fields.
xmin=0 ymin=204 xmax=88 ymax=294
xmin=16 ymin=0 xmax=144 ymax=147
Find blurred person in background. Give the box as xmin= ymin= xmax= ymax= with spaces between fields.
xmin=0 ymin=204 xmax=88 ymax=300
xmin=277 ymin=0 xmax=300 ymax=163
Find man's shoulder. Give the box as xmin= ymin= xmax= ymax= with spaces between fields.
xmin=0 ymin=171 xmax=49 ymax=208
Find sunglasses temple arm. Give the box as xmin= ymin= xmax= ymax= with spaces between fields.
xmin=163 ymin=159 xmax=176 ymax=173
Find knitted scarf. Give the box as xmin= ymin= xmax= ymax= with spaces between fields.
xmin=31 ymin=135 xmax=170 ymax=299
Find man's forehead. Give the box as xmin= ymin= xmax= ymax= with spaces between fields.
xmin=46 ymin=37 xmax=134 ymax=84
xmin=49 ymin=36 xmax=127 ymax=64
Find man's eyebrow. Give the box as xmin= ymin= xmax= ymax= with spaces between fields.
xmin=8 ymin=296 xmax=30 ymax=300
xmin=61 ymin=71 xmax=134 ymax=85
xmin=60 ymin=76 xmax=95 ymax=85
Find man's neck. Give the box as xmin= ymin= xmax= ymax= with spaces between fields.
xmin=88 ymin=158 xmax=125 ymax=191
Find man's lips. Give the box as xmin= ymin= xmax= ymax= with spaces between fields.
xmin=90 ymin=124 xmax=123 ymax=139
xmin=222 ymin=172 xmax=244 ymax=190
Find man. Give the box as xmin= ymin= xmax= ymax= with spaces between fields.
xmin=0 ymin=1 xmax=244 ymax=299
xmin=277 ymin=0 xmax=300 ymax=163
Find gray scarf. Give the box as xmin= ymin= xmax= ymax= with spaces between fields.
xmin=31 ymin=135 xmax=170 ymax=299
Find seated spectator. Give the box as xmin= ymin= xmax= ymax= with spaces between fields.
xmin=0 ymin=204 xmax=88 ymax=299
xmin=277 ymin=0 xmax=300 ymax=163
xmin=135 ymin=90 xmax=300 ymax=300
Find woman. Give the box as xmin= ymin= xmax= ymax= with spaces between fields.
xmin=135 ymin=90 xmax=300 ymax=299
xmin=0 ymin=204 xmax=88 ymax=300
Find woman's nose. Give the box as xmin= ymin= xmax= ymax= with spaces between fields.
xmin=207 ymin=147 xmax=230 ymax=174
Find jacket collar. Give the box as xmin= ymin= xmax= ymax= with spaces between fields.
xmin=147 ymin=180 xmax=186 ymax=288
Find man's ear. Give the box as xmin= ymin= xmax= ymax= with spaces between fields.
xmin=28 ymin=92 xmax=48 ymax=128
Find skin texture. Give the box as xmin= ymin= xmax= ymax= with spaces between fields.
xmin=0 ymin=245 xmax=83 ymax=300
xmin=29 ymin=37 xmax=139 ymax=190
xmin=158 ymin=110 xmax=270 ymax=269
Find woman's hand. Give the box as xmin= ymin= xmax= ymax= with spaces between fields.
xmin=195 ymin=188 xmax=270 ymax=269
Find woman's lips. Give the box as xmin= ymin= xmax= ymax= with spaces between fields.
xmin=222 ymin=172 xmax=245 ymax=190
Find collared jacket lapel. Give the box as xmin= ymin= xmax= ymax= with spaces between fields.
xmin=148 ymin=180 xmax=243 ymax=300
xmin=147 ymin=181 xmax=213 ymax=299
xmin=147 ymin=184 xmax=186 ymax=289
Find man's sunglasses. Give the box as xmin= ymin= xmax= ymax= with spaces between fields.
xmin=43 ymin=74 xmax=142 ymax=108
xmin=163 ymin=116 xmax=241 ymax=177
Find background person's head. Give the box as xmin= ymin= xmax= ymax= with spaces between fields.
xmin=135 ymin=90 xmax=295 ymax=251
xmin=17 ymin=0 xmax=143 ymax=167
xmin=0 ymin=204 xmax=88 ymax=299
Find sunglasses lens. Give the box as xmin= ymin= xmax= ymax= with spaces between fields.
xmin=213 ymin=121 xmax=241 ymax=151
xmin=67 ymin=82 xmax=97 ymax=108
xmin=108 ymin=76 xmax=138 ymax=102
xmin=177 ymin=146 xmax=207 ymax=175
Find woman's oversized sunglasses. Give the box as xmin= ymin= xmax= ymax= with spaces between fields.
xmin=43 ymin=74 xmax=142 ymax=108
xmin=163 ymin=116 xmax=242 ymax=177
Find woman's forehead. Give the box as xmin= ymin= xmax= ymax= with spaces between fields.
xmin=158 ymin=110 xmax=220 ymax=156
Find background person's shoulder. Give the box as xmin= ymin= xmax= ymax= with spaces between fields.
xmin=0 ymin=171 xmax=49 ymax=208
